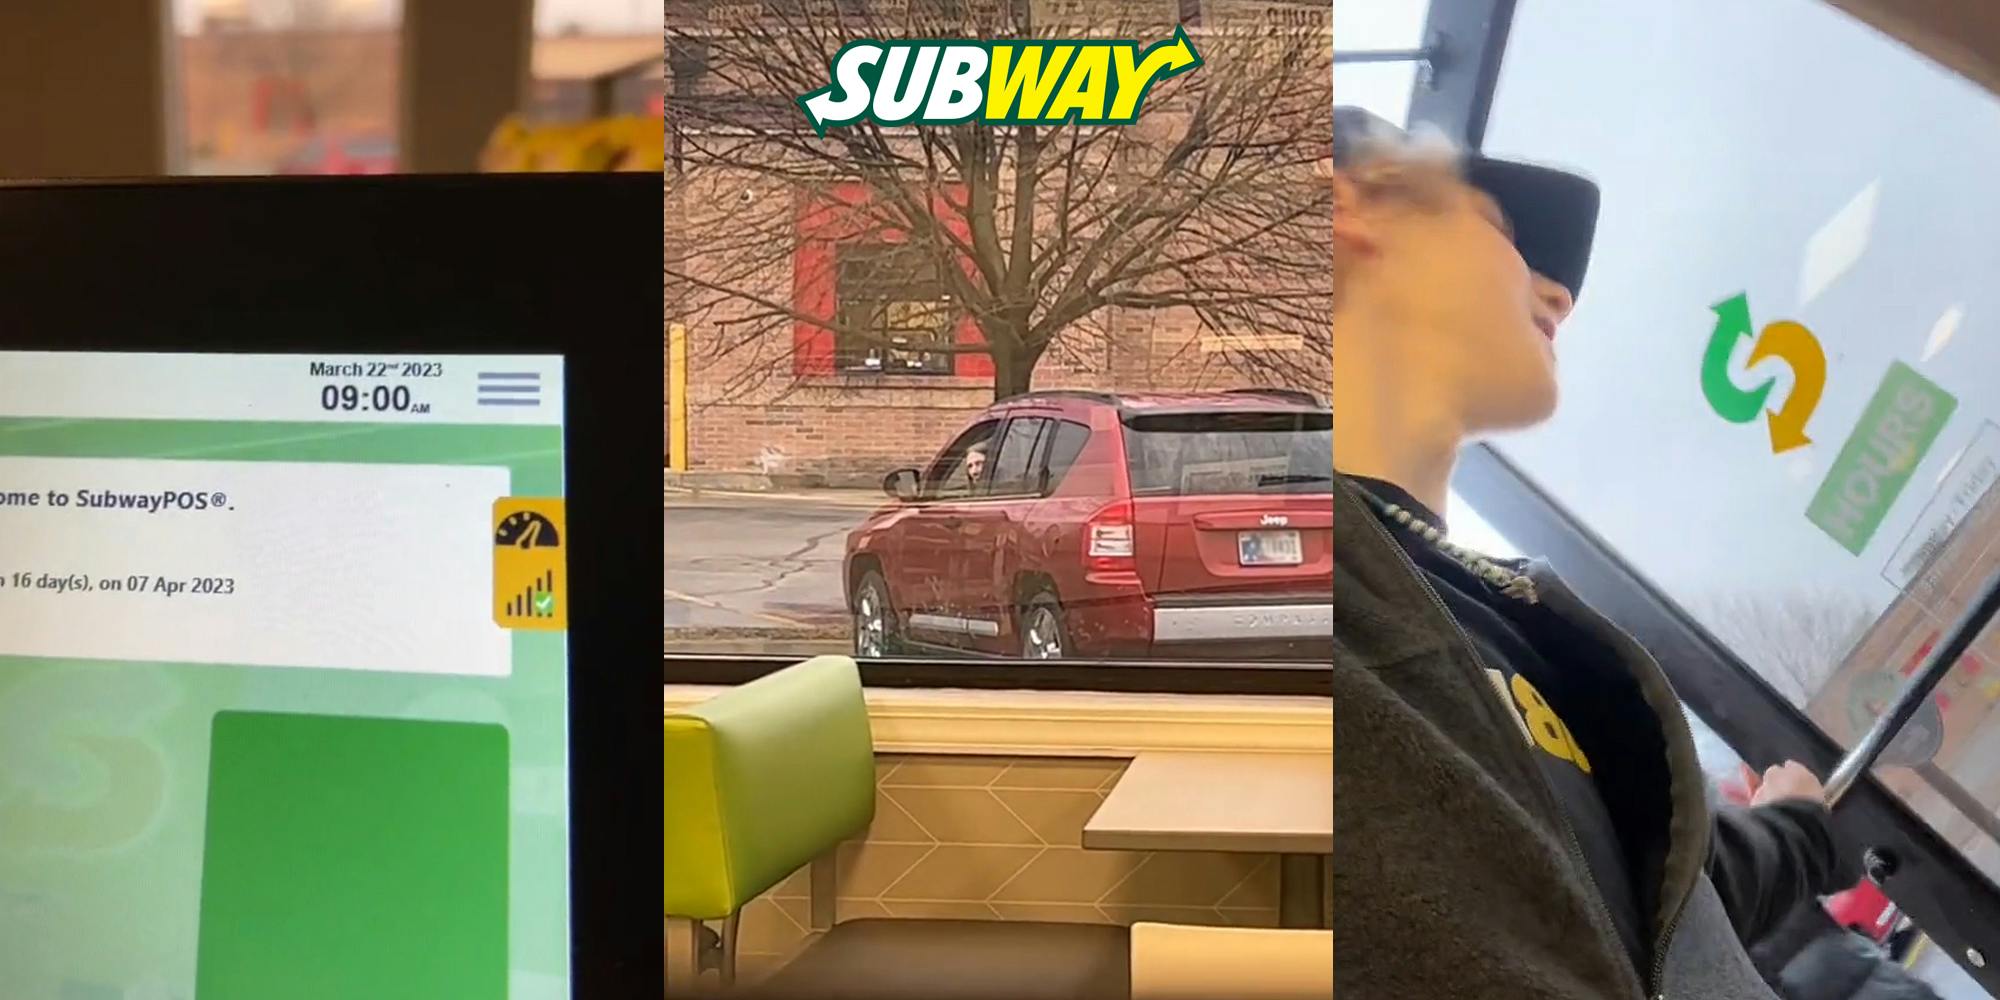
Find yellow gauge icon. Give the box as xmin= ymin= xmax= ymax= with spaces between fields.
xmin=494 ymin=498 xmax=566 ymax=630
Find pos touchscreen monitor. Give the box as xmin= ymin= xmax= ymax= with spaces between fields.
xmin=0 ymin=175 xmax=660 ymax=1000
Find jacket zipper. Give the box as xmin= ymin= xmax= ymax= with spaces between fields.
xmin=1528 ymin=572 xmax=1704 ymax=1000
xmin=1355 ymin=512 xmax=1645 ymax=998
xmin=1647 ymin=910 xmax=1683 ymax=1000
xmin=1642 ymin=707 xmax=1697 ymax=1000
xmin=1532 ymin=575 xmax=1707 ymax=1000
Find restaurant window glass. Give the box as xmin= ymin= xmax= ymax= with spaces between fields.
xmin=665 ymin=0 xmax=1332 ymax=668
xmin=172 ymin=0 xmax=402 ymax=176
xmin=1474 ymin=0 xmax=2000 ymax=899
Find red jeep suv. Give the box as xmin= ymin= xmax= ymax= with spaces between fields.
xmin=844 ymin=389 xmax=1333 ymax=660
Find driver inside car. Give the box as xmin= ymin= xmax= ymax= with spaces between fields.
xmin=1328 ymin=107 xmax=1859 ymax=999
xmin=962 ymin=440 xmax=987 ymax=491
xmin=932 ymin=439 xmax=988 ymax=500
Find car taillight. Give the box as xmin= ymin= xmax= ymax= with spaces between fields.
xmin=1085 ymin=500 xmax=1136 ymax=571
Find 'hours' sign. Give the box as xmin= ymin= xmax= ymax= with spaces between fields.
xmin=1808 ymin=361 xmax=1957 ymax=555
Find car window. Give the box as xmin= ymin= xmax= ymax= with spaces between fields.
xmin=923 ymin=420 xmax=999 ymax=500
xmin=1123 ymin=410 xmax=1334 ymax=497
xmin=1039 ymin=420 xmax=1092 ymax=495
xmin=984 ymin=417 xmax=1048 ymax=498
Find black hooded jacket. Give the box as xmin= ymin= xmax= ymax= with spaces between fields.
xmin=1333 ymin=477 xmax=1859 ymax=998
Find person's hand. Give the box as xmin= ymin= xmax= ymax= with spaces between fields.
xmin=1742 ymin=760 xmax=1826 ymax=807
xmin=1720 ymin=763 xmax=1756 ymax=806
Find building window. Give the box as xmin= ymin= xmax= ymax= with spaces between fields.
xmin=834 ymin=242 xmax=956 ymax=375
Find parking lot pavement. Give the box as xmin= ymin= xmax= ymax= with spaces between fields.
xmin=664 ymin=490 xmax=871 ymax=649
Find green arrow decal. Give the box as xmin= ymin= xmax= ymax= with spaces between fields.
xmin=1703 ymin=293 xmax=1776 ymax=424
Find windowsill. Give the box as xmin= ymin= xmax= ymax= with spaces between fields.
xmin=661 ymin=685 xmax=1333 ymax=756
xmin=806 ymin=372 xmax=990 ymax=391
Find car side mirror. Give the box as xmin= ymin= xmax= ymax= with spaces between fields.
xmin=883 ymin=468 xmax=921 ymax=502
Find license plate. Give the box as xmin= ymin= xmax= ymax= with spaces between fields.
xmin=1238 ymin=529 xmax=1302 ymax=566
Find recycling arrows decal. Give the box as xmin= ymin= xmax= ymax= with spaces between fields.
xmin=1703 ymin=292 xmax=1827 ymax=453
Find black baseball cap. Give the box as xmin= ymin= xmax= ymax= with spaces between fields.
xmin=1332 ymin=106 xmax=1600 ymax=301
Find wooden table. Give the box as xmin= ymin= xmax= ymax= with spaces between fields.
xmin=1083 ymin=751 xmax=1332 ymax=928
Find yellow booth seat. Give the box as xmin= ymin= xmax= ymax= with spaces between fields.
xmin=665 ymin=656 xmax=1129 ymax=999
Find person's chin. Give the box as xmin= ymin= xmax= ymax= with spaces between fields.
xmin=1527 ymin=383 xmax=1559 ymax=425
xmin=1526 ymin=343 xmax=1560 ymax=416
xmin=1487 ymin=371 xmax=1559 ymax=430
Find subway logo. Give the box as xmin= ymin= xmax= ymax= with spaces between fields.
xmin=797 ymin=27 xmax=1202 ymax=136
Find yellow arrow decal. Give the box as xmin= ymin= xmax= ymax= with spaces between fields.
xmin=1746 ymin=319 xmax=1826 ymax=454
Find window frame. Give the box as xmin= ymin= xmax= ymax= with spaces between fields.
xmin=1404 ymin=0 xmax=1517 ymax=148
xmin=663 ymin=653 xmax=1333 ymax=697
xmin=1036 ymin=418 xmax=1093 ymax=497
xmin=1334 ymin=0 xmax=1514 ymax=145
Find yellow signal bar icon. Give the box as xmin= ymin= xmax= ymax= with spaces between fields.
xmin=494 ymin=498 xmax=566 ymax=631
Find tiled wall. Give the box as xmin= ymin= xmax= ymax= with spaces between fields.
xmin=734 ymin=753 xmax=1284 ymax=980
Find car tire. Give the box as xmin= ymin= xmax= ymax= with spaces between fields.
xmin=1019 ymin=590 xmax=1070 ymax=660
xmin=852 ymin=569 xmax=900 ymax=658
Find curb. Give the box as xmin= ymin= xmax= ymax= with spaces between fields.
xmin=666 ymin=626 xmax=850 ymax=640
xmin=665 ymin=627 xmax=852 ymax=656
xmin=665 ymin=469 xmax=889 ymax=492
xmin=664 ymin=486 xmax=885 ymax=509
xmin=665 ymin=639 xmax=852 ymax=657
xmin=664 ymin=470 xmax=776 ymax=492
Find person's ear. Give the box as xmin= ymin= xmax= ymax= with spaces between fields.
xmin=1329 ymin=171 xmax=1382 ymax=259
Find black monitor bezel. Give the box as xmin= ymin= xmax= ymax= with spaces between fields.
xmin=0 ymin=173 xmax=662 ymax=998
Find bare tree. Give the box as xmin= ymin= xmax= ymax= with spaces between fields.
xmin=666 ymin=0 xmax=1332 ymax=403
xmin=1696 ymin=589 xmax=1876 ymax=706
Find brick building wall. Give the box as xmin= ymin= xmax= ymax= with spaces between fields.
xmin=675 ymin=288 xmax=1327 ymax=483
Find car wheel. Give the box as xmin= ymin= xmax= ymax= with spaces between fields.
xmin=852 ymin=570 xmax=899 ymax=658
xmin=1020 ymin=591 xmax=1069 ymax=660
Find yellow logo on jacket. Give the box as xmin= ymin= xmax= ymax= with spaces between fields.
xmin=1486 ymin=669 xmax=1592 ymax=773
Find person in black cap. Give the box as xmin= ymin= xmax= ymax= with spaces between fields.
xmin=1327 ymin=106 xmax=1857 ymax=999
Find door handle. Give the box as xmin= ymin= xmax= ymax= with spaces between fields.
xmin=1827 ymin=566 xmax=2000 ymax=807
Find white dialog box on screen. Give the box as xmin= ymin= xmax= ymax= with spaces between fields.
xmin=0 ymin=456 xmax=511 ymax=676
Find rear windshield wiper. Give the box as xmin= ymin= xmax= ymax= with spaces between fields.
xmin=1257 ymin=474 xmax=1333 ymax=486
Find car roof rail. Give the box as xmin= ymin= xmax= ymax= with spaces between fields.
xmin=1222 ymin=387 xmax=1327 ymax=407
xmin=1007 ymin=389 xmax=1121 ymax=406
